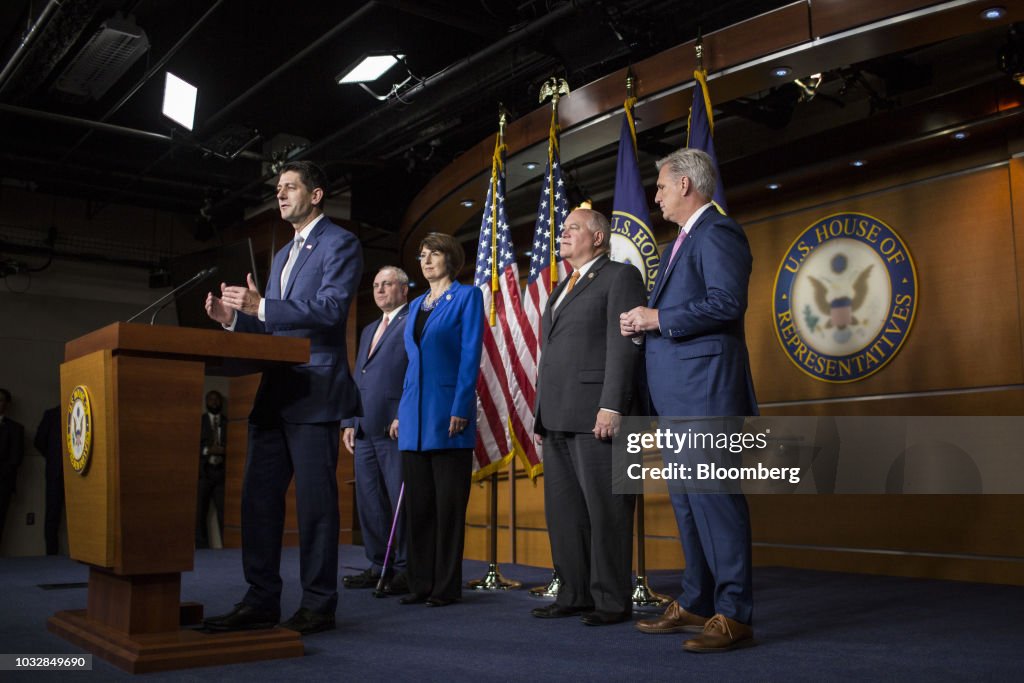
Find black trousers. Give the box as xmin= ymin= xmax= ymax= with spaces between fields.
xmin=196 ymin=464 xmax=225 ymax=548
xmin=401 ymin=449 xmax=472 ymax=601
xmin=0 ymin=482 xmax=12 ymax=546
xmin=44 ymin=465 xmax=64 ymax=555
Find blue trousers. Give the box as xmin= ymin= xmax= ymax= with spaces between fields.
xmin=242 ymin=420 xmax=340 ymax=615
xmin=354 ymin=435 xmax=406 ymax=572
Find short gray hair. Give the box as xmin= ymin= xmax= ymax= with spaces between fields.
xmin=377 ymin=265 xmax=409 ymax=286
xmin=574 ymin=207 xmax=610 ymax=251
xmin=655 ymin=148 xmax=716 ymax=200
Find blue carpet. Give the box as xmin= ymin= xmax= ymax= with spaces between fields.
xmin=1 ymin=546 xmax=1021 ymax=680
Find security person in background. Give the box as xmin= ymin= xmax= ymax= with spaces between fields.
xmin=196 ymin=390 xmax=227 ymax=549
xmin=0 ymin=388 xmax=25 ymax=548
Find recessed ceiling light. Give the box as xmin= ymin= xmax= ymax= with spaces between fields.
xmin=981 ymin=7 xmax=1007 ymax=21
xmin=952 ymin=130 xmax=969 ymax=141
xmin=850 ymin=159 xmax=867 ymax=168
xmin=770 ymin=66 xmax=792 ymax=78
xmin=459 ymin=199 xmax=475 ymax=208
xmin=766 ymin=182 xmax=781 ymax=190
xmin=523 ymin=161 xmax=540 ymax=171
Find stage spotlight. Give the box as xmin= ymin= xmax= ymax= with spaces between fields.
xmin=162 ymin=72 xmax=197 ymax=130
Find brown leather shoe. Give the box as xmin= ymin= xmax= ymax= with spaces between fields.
xmin=683 ymin=614 xmax=754 ymax=653
xmin=635 ymin=600 xmax=709 ymax=634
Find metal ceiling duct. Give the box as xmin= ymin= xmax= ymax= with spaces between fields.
xmin=52 ymin=12 xmax=149 ymax=101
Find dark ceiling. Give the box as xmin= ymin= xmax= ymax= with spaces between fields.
xmin=0 ymin=0 xmax=790 ymax=234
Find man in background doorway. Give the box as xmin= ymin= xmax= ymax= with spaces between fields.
xmin=34 ymin=405 xmax=63 ymax=555
xmin=196 ymin=390 xmax=227 ymax=549
xmin=0 ymin=388 xmax=25 ymax=549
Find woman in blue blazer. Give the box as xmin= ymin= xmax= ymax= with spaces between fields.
xmin=394 ymin=232 xmax=483 ymax=606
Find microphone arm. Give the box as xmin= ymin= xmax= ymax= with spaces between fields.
xmin=126 ymin=266 xmax=219 ymax=324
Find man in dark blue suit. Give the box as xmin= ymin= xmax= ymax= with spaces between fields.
xmin=621 ymin=148 xmax=758 ymax=652
xmin=203 ymin=161 xmax=362 ymax=635
xmin=341 ymin=266 xmax=409 ymax=594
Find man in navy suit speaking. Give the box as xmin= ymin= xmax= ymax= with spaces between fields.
xmin=620 ymin=148 xmax=758 ymax=652
xmin=341 ymin=266 xmax=410 ymax=594
xmin=204 ymin=160 xmax=362 ymax=635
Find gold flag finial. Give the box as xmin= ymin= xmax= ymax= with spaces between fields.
xmin=497 ymin=103 xmax=511 ymax=144
xmin=539 ymin=77 xmax=570 ymax=110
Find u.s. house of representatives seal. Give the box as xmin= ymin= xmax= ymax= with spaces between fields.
xmin=773 ymin=212 xmax=917 ymax=383
xmin=610 ymin=212 xmax=660 ymax=292
xmin=66 ymin=385 xmax=93 ymax=475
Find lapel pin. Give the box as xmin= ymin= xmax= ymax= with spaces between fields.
xmin=445 ymin=294 xmax=452 ymax=301
xmin=305 ymin=244 xmax=312 ymax=250
xmin=587 ymin=272 xmax=595 ymax=279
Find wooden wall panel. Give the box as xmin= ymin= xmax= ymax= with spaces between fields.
xmin=811 ymin=0 xmax=938 ymax=37
xmin=748 ymin=495 xmax=1024 ymax=557
xmin=745 ymin=165 xmax=1021 ymax=404
xmin=1012 ymin=157 xmax=1024 ymax=381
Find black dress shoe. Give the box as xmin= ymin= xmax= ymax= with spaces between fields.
xmin=380 ymin=572 xmax=410 ymax=596
xmin=280 ymin=607 xmax=335 ymax=635
xmin=342 ymin=567 xmax=381 ymax=589
xmin=580 ymin=610 xmax=632 ymax=626
xmin=203 ymin=603 xmax=280 ymax=631
xmin=531 ymin=603 xmax=593 ymax=619
xmin=425 ymin=597 xmax=457 ymax=607
xmin=399 ymin=594 xmax=428 ymax=605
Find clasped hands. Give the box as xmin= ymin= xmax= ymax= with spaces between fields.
xmin=619 ymin=306 xmax=659 ymax=337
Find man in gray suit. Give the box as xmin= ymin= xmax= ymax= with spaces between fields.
xmin=531 ymin=208 xmax=645 ymax=626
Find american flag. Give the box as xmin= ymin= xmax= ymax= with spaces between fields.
xmin=472 ymin=135 xmax=534 ymax=480
xmin=521 ymin=112 xmax=572 ymax=479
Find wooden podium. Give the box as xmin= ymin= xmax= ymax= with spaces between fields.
xmin=48 ymin=323 xmax=309 ymax=673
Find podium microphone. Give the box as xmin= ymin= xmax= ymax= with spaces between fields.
xmin=127 ymin=266 xmax=219 ymax=324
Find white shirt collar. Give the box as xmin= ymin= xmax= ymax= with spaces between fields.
xmin=679 ymin=202 xmax=714 ymax=237
xmin=293 ymin=213 xmax=325 ymax=243
xmin=381 ymin=303 xmax=407 ymax=324
xmin=571 ymin=253 xmax=604 ymax=279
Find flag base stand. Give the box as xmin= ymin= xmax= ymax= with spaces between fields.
xmin=632 ymin=495 xmax=671 ymax=611
xmin=528 ymin=570 xmax=561 ymax=598
xmin=467 ymin=473 xmax=522 ymax=591
xmin=468 ymin=563 xmax=521 ymax=591
xmin=632 ymin=575 xmax=671 ymax=611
